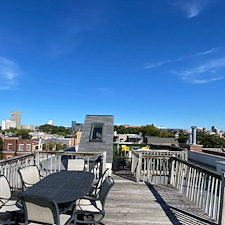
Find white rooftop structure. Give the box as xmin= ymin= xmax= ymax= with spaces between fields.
xmin=48 ymin=120 xmax=54 ymax=125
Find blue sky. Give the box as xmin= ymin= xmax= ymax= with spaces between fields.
xmin=1 ymin=0 xmax=225 ymax=130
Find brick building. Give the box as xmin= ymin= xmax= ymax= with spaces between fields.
xmin=2 ymin=137 xmax=38 ymax=159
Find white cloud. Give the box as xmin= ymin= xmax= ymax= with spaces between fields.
xmin=0 ymin=57 xmax=19 ymax=90
xmin=179 ymin=58 xmax=225 ymax=84
xmin=144 ymin=48 xmax=216 ymax=69
xmin=144 ymin=60 xmax=171 ymax=69
xmin=183 ymin=58 xmax=225 ymax=75
xmin=174 ymin=0 xmax=212 ymax=18
xmin=192 ymin=77 xmax=223 ymax=84
xmin=194 ymin=48 xmax=217 ymax=56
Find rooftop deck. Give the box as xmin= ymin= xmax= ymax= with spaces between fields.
xmin=1 ymin=150 xmax=224 ymax=224
xmin=103 ymin=170 xmax=218 ymax=225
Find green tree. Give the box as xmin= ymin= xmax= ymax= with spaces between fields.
xmin=178 ymin=130 xmax=188 ymax=143
xmin=38 ymin=124 xmax=72 ymax=136
xmin=197 ymin=133 xmax=225 ymax=147
xmin=114 ymin=124 xmax=175 ymax=137
xmin=2 ymin=128 xmax=31 ymax=139
xmin=15 ymin=129 xmax=31 ymax=139
xmin=114 ymin=125 xmax=127 ymax=134
xmin=140 ymin=124 xmax=160 ymax=136
xmin=160 ymin=130 xmax=175 ymax=138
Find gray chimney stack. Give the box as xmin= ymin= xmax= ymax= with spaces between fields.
xmin=191 ymin=126 xmax=197 ymax=145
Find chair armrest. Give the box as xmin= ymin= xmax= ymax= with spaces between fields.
xmin=23 ymin=181 xmax=35 ymax=187
xmin=77 ymin=196 xmax=100 ymax=202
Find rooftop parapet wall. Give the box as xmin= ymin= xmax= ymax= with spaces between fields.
xmin=188 ymin=150 xmax=225 ymax=169
xmin=179 ymin=143 xmax=203 ymax=152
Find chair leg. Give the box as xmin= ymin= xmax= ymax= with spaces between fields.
xmin=73 ymin=215 xmax=77 ymax=225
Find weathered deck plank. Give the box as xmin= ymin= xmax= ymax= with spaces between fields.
xmin=102 ymin=171 xmax=218 ymax=225
xmin=102 ymin=172 xmax=173 ymax=225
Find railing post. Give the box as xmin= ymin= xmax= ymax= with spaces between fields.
xmin=131 ymin=150 xmax=135 ymax=174
xmin=219 ymin=172 xmax=225 ymax=225
xmin=169 ymin=157 xmax=175 ymax=186
xmin=184 ymin=148 xmax=188 ymax=161
xmin=136 ymin=153 xmax=142 ymax=183
xmin=102 ymin=151 xmax=107 ymax=173
xmin=35 ymin=151 xmax=40 ymax=168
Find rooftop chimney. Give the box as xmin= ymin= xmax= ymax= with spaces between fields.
xmin=191 ymin=126 xmax=197 ymax=145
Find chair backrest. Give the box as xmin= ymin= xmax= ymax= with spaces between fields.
xmin=67 ymin=159 xmax=85 ymax=171
xmin=18 ymin=165 xmax=41 ymax=190
xmin=22 ymin=196 xmax=59 ymax=224
xmin=96 ymin=168 xmax=109 ymax=189
xmin=0 ymin=175 xmax=11 ymax=206
xmin=90 ymin=156 xmax=103 ymax=179
xmin=99 ymin=176 xmax=114 ymax=207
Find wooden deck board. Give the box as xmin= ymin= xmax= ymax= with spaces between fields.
xmin=102 ymin=172 xmax=173 ymax=225
xmin=102 ymin=170 xmax=218 ymax=225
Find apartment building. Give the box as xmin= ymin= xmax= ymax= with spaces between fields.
xmin=2 ymin=137 xmax=38 ymax=159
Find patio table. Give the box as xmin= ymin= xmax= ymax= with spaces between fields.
xmin=18 ymin=171 xmax=94 ymax=204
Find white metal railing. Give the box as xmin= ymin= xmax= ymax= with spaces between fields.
xmin=170 ymin=157 xmax=222 ymax=223
xmin=0 ymin=151 xmax=105 ymax=190
xmin=131 ymin=149 xmax=187 ymax=183
xmin=0 ymin=153 xmax=37 ymax=190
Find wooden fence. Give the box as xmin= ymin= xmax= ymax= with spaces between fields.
xmin=170 ymin=157 xmax=222 ymax=223
xmin=131 ymin=149 xmax=187 ymax=183
xmin=131 ymin=149 xmax=225 ymax=224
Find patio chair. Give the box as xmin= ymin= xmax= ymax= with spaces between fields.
xmin=72 ymin=176 xmax=114 ymax=224
xmin=90 ymin=156 xmax=103 ymax=179
xmin=21 ymin=196 xmax=73 ymax=225
xmin=88 ymin=168 xmax=109 ymax=198
xmin=67 ymin=159 xmax=85 ymax=171
xmin=0 ymin=175 xmax=22 ymax=224
xmin=18 ymin=165 xmax=41 ymax=191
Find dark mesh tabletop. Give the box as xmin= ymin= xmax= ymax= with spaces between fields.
xmin=19 ymin=171 xmax=94 ymax=204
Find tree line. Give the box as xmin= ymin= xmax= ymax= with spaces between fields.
xmin=1 ymin=124 xmax=73 ymax=139
xmin=114 ymin=125 xmax=175 ymax=137
xmin=178 ymin=130 xmax=225 ymax=147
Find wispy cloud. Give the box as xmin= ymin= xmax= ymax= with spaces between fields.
xmin=194 ymin=48 xmax=217 ymax=56
xmin=0 ymin=57 xmax=19 ymax=90
xmin=49 ymin=27 xmax=81 ymax=57
xmin=144 ymin=48 xmax=216 ymax=69
xmin=179 ymin=58 xmax=225 ymax=84
xmin=192 ymin=77 xmax=223 ymax=84
xmin=144 ymin=60 xmax=171 ymax=69
xmin=174 ymin=0 xmax=213 ymax=18
xmin=182 ymin=58 xmax=225 ymax=76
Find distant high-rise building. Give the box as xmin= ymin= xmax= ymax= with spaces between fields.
xmin=71 ymin=121 xmax=83 ymax=132
xmin=10 ymin=110 xmax=21 ymax=129
xmin=2 ymin=120 xmax=16 ymax=130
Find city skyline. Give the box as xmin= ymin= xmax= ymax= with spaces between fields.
xmin=1 ymin=109 xmax=223 ymax=132
xmin=1 ymin=1 xmax=225 ymax=129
